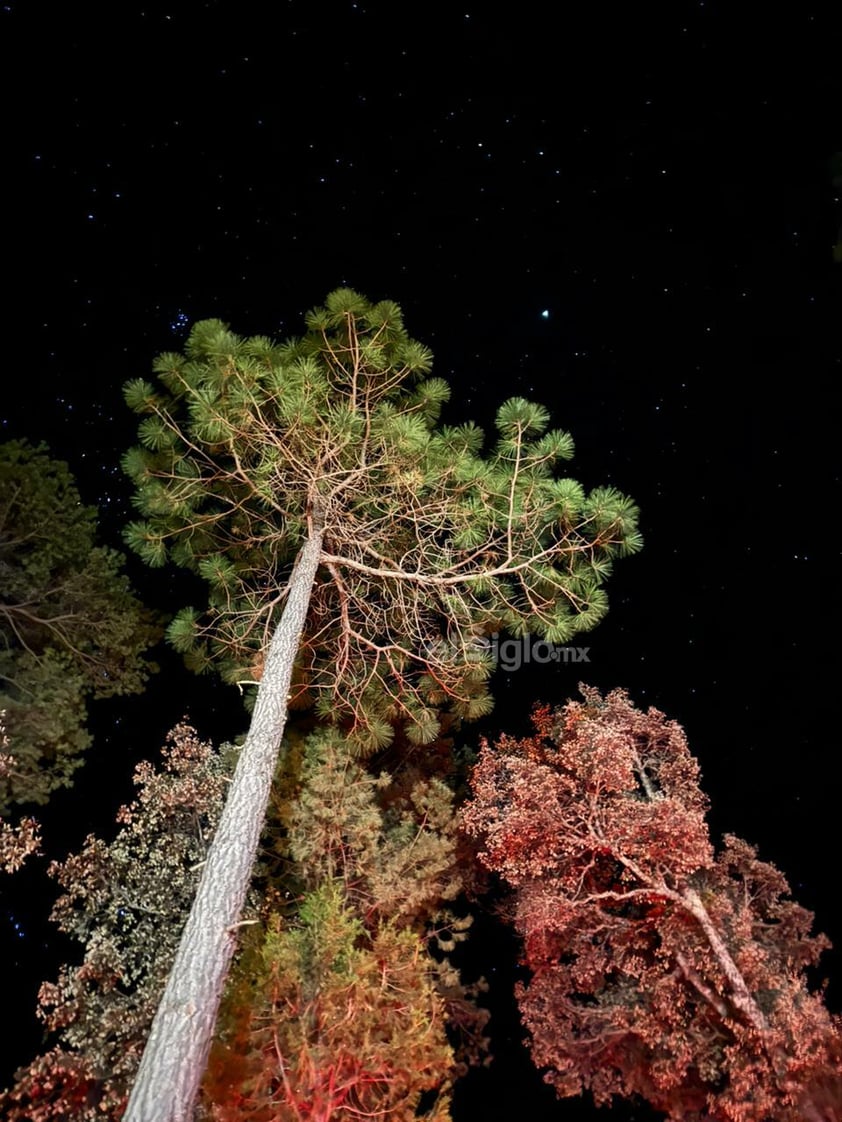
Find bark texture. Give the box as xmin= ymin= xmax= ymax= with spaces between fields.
xmin=123 ymin=525 xmax=324 ymax=1122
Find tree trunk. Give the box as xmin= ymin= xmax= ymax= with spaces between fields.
xmin=681 ymin=886 xmax=768 ymax=1033
xmin=123 ymin=523 xmax=324 ymax=1122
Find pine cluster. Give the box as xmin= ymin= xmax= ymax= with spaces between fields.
xmin=122 ymin=288 xmax=641 ymax=752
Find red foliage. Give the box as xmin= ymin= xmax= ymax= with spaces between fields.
xmin=462 ymin=687 xmax=842 ymax=1122
xmin=0 ymin=1049 xmax=126 ymax=1122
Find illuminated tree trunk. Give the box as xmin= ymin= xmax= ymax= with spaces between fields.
xmin=123 ymin=520 xmax=324 ymax=1122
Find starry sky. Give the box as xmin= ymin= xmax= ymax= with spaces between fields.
xmin=1 ymin=2 xmax=840 ymax=1118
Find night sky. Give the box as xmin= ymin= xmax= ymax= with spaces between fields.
xmin=2 ymin=2 xmax=840 ymax=1118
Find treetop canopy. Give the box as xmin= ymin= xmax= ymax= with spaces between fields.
xmin=123 ymin=289 xmax=642 ymax=752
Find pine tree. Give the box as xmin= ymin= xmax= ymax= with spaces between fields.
xmin=0 ymin=441 xmax=155 ymax=812
xmin=121 ymin=289 xmax=641 ymax=1119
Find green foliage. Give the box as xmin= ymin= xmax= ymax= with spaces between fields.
xmin=495 ymin=396 xmax=552 ymax=437
xmin=0 ymin=441 xmax=157 ymax=812
xmin=122 ymin=289 xmax=641 ymax=752
xmin=122 ymin=378 xmax=158 ymax=414
xmin=165 ymin=607 xmax=201 ymax=653
xmin=0 ymin=651 xmax=91 ymax=807
xmin=286 ymin=728 xmax=463 ymax=921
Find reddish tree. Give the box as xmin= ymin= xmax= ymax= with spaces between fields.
xmin=462 ymin=687 xmax=842 ymax=1122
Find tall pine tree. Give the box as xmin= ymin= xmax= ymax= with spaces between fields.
xmin=121 ymin=288 xmax=641 ymax=1119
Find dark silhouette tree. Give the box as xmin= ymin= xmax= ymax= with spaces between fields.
xmin=0 ymin=441 xmax=155 ymax=813
xmin=462 ymin=687 xmax=842 ymax=1122
xmin=120 ymin=288 xmax=640 ymax=1119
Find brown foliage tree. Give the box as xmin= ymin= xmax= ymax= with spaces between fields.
xmin=462 ymin=687 xmax=842 ymax=1122
xmin=0 ymin=713 xmax=41 ymax=873
xmin=1 ymin=725 xmax=232 ymax=1121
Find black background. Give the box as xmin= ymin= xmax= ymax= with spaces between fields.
xmin=1 ymin=3 xmax=840 ymax=1118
